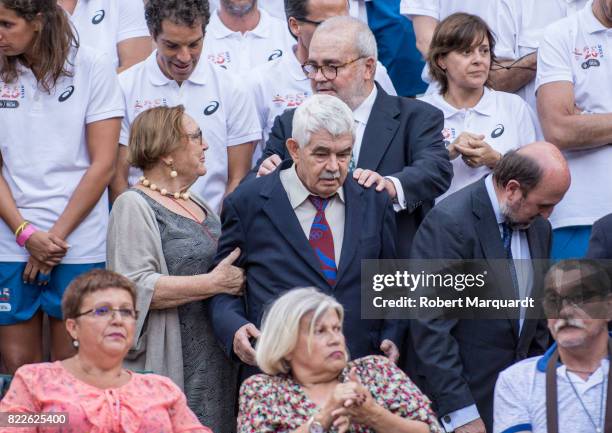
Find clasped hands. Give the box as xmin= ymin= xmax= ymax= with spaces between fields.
xmin=448 ymin=132 xmax=501 ymax=170
xmin=23 ymin=230 xmax=70 ymax=285
xmin=318 ymin=367 xmax=383 ymax=433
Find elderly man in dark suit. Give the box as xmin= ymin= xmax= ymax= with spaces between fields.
xmin=252 ymin=15 xmax=452 ymax=258
xmin=409 ymin=142 xmax=571 ymax=433
xmin=210 ymin=94 xmax=400 ymax=369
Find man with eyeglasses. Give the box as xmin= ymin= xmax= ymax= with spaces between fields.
xmin=246 ymin=0 xmax=397 ymax=164
xmin=494 ymin=259 xmax=612 ymax=433
xmin=252 ymin=15 xmax=452 ymax=258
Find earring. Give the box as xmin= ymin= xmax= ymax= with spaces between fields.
xmin=169 ymin=161 xmax=178 ymax=178
xmin=73 ymin=340 xmax=79 ymax=348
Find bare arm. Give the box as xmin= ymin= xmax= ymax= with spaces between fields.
xmin=489 ymin=53 xmax=537 ymax=93
xmin=537 ymin=81 xmax=612 ymax=150
xmin=51 ymin=118 xmax=120 ymax=240
xmin=226 ymin=142 xmax=255 ymax=196
xmin=412 ymin=15 xmax=438 ymax=59
xmin=116 ymin=36 xmax=153 ymax=73
xmin=0 ymin=153 xmax=26 ymax=234
xmin=109 ymin=145 xmax=130 ymax=203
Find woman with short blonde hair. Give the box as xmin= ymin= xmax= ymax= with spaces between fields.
xmin=239 ymin=288 xmax=443 ymax=433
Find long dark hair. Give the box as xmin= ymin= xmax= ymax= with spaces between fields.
xmin=0 ymin=0 xmax=78 ymax=92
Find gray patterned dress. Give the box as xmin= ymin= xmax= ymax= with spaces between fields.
xmin=135 ymin=190 xmax=238 ymax=433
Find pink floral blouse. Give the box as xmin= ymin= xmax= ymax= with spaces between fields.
xmin=0 ymin=361 xmax=211 ymax=433
xmin=238 ymin=355 xmax=444 ymax=433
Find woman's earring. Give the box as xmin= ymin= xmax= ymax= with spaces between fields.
xmin=73 ymin=340 xmax=79 ymax=348
xmin=169 ymin=161 xmax=178 ymax=178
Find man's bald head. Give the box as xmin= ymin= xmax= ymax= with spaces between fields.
xmin=312 ymin=15 xmax=378 ymax=62
xmin=493 ymin=141 xmax=570 ymax=229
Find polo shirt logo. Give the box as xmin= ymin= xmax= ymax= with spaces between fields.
xmin=491 ymin=124 xmax=505 ymax=139
xmin=267 ymin=49 xmax=283 ymax=61
xmin=0 ymin=100 xmax=19 ymax=108
xmin=58 ymin=85 xmax=75 ymax=102
xmin=208 ymin=52 xmax=231 ymax=66
xmin=204 ymin=101 xmax=220 ymax=115
xmin=573 ymin=45 xmax=604 ymax=69
xmin=92 ymin=10 xmax=105 ymax=25
xmin=442 ymin=127 xmax=456 ymax=147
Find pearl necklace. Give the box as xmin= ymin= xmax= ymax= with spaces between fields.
xmin=139 ymin=176 xmax=191 ymax=200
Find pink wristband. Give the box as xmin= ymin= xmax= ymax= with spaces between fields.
xmin=16 ymin=224 xmax=38 ymax=247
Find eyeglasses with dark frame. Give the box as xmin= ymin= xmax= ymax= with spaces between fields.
xmin=184 ymin=129 xmax=203 ymax=144
xmin=74 ymin=306 xmax=138 ymax=320
xmin=302 ymin=56 xmax=367 ymax=80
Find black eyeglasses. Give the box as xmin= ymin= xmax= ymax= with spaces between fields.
xmin=302 ymin=56 xmax=366 ymax=80
xmin=75 ymin=306 xmax=138 ymax=320
xmin=297 ymin=17 xmax=324 ymax=26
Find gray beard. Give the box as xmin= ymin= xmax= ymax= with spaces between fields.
xmin=221 ymin=0 xmax=256 ymax=17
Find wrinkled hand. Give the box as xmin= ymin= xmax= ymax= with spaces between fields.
xmin=24 ymin=231 xmax=69 ymax=266
xmin=352 ymin=169 xmax=397 ymax=199
xmin=332 ymin=415 xmax=351 ymax=433
xmin=256 ymin=154 xmax=282 ymax=177
xmin=211 ymin=248 xmax=245 ymax=296
xmin=233 ymin=323 xmax=260 ymax=365
xmin=331 ymin=368 xmax=381 ymax=426
xmin=454 ymin=134 xmax=501 ymax=169
xmin=455 ymin=418 xmax=487 ymax=433
xmin=380 ymin=339 xmax=399 ymax=364
xmin=23 ymin=256 xmax=53 ymax=285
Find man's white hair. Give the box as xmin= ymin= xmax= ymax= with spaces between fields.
xmin=292 ymin=94 xmax=355 ymax=148
xmin=315 ymin=15 xmax=378 ymax=61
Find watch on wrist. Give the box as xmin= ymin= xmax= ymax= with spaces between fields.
xmin=307 ymin=416 xmax=325 ymax=433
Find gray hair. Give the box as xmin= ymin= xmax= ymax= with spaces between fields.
xmin=256 ymin=288 xmax=345 ymax=375
xmin=315 ymin=15 xmax=378 ymax=61
xmin=292 ymin=94 xmax=355 ymax=148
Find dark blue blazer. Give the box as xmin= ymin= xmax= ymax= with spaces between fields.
xmin=587 ymin=213 xmax=612 ymax=258
xmin=210 ymin=161 xmax=399 ymax=361
xmin=408 ymin=178 xmax=551 ymax=432
xmin=248 ymin=84 xmax=453 ymax=258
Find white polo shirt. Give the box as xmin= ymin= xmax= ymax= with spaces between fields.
xmin=65 ymin=0 xmax=150 ymax=69
xmin=401 ymin=0 xmax=505 ymax=93
xmin=248 ymin=46 xmax=397 ymax=161
xmin=0 ymin=46 xmax=123 ymax=263
xmin=118 ymin=52 xmax=262 ymax=212
xmin=420 ymin=88 xmax=536 ymax=202
xmin=494 ymin=354 xmax=610 ymax=433
xmin=496 ymin=0 xmax=588 ymax=111
xmin=536 ymin=1 xmax=612 ymax=228
xmin=203 ymin=8 xmax=294 ymax=73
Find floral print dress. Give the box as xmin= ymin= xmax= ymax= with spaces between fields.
xmin=238 ymin=355 xmax=443 ymax=433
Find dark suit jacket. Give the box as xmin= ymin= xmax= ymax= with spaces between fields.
xmin=409 ymin=178 xmax=551 ymax=432
xmin=251 ymin=84 xmax=452 ymax=257
xmin=210 ymin=161 xmax=400 ymax=361
xmin=587 ymin=214 xmax=612 ymax=258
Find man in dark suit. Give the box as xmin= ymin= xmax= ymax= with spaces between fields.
xmin=210 ymin=94 xmax=400 ymax=368
xmin=253 ymin=15 xmax=452 ymax=258
xmin=587 ymin=214 xmax=612 ymax=259
xmin=409 ymin=142 xmax=571 ymax=433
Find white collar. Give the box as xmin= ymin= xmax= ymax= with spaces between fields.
xmin=286 ymin=45 xmax=309 ymax=81
xmin=281 ymin=164 xmax=345 ymax=210
xmin=431 ymin=87 xmax=495 ymax=119
xmin=580 ymin=0 xmax=611 ymax=34
xmin=146 ymin=50 xmax=208 ymax=87
xmin=207 ymin=8 xmax=272 ymax=39
xmin=352 ymin=85 xmax=377 ymax=125
xmin=485 ymin=174 xmax=505 ymax=225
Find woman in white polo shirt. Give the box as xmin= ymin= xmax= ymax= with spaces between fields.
xmin=0 ymin=0 xmax=123 ymax=373
xmin=419 ymin=13 xmax=537 ymax=203
xmin=57 ymin=0 xmax=152 ymax=72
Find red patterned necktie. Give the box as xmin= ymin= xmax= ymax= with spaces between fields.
xmin=308 ymin=195 xmax=337 ymax=285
